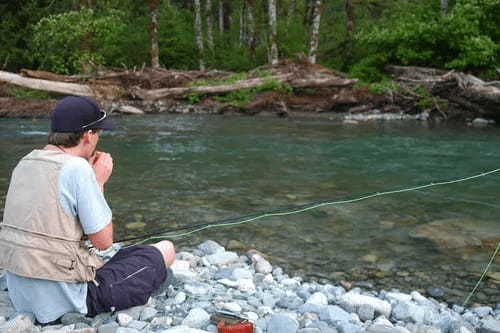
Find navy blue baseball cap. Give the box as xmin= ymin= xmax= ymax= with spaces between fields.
xmin=51 ymin=96 xmax=113 ymax=132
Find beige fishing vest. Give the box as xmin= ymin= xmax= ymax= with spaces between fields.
xmin=0 ymin=149 xmax=103 ymax=283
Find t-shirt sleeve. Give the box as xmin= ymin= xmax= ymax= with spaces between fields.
xmin=58 ymin=157 xmax=112 ymax=235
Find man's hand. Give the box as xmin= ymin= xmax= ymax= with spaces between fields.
xmin=89 ymin=151 xmax=113 ymax=190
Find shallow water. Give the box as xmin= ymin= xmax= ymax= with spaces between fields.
xmin=1 ymin=114 xmax=499 ymax=305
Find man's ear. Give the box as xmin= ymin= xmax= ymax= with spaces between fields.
xmin=81 ymin=130 xmax=93 ymax=143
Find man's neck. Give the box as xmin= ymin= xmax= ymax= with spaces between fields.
xmin=44 ymin=144 xmax=87 ymax=159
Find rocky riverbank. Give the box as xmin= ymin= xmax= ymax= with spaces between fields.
xmin=0 ymin=97 xmax=497 ymax=128
xmin=0 ymin=240 xmax=499 ymax=333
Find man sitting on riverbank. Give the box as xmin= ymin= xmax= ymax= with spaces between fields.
xmin=0 ymin=96 xmax=175 ymax=324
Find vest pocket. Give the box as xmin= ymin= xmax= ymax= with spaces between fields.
xmin=54 ymin=257 xmax=76 ymax=270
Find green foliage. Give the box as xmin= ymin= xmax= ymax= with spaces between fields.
xmin=157 ymin=4 xmax=198 ymax=70
xmin=0 ymin=0 xmax=72 ymax=72
xmin=189 ymin=73 xmax=248 ymax=87
xmin=215 ymin=89 xmax=254 ymax=107
xmin=413 ymin=86 xmax=435 ymax=111
xmin=354 ymin=0 xmax=500 ymax=81
xmin=213 ymin=78 xmax=292 ymax=107
xmin=255 ymin=78 xmax=293 ymax=94
xmin=186 ymin=93 xmax=206 ymax=104
xmin=31 ymin=8 xmax=128 ymax=74
xmin=9 ymin=86 xmax=51 ymax=99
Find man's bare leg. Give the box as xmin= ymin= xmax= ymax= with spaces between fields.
xmin=152 ymin=240 xmax=176 ymax=267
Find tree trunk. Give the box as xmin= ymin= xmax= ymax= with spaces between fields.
xmin=345 ymin=0 xmax=354 ymax=40
xmin=440 ymin=0 xmax=448 ymax=15
xmin=240 ymin=2 xmax=246 ymax=46
xmin=287 ymin=0 xmax=296 ymax=25
xmin=223 ymin=1 xmax=232 ymax=31
xmin=308 ymin=0 xmax=321 ymax=64
xmin=219 ymin=0 xmax=224 ymax=34
xmin=246 ymin=0 xmax=256 ymax=54
xmin=149 ymin=0 xmax=160 ymax=68
xmin=304 ymin=0 xmax=314 ymax=26
xmin=268 ymin=0 xmax=279 ymax=65
xmin=206 ymin=0 xmax=214 ymax=50
xmin=194 ymin=0 xmax=206 ymax=71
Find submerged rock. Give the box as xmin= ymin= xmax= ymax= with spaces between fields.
xmin=409 ymin=218 xmax=500 ymax=249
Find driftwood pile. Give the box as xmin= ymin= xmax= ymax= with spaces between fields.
xmin=0 ymin=62 xmax=498 ymax=121
xmin=386 ymin=66 xmax=500 ymax=121
xmin=0 ymin=63 xmax=357 ymax=101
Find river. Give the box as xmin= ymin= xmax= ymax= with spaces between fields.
xmin=1 ymin=114 xmax=499 ymax=306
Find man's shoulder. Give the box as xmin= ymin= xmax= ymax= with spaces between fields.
xmin=61 ymin=155 xmax=92 ymax=173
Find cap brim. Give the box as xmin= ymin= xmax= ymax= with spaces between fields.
xmin=91 ymin=118 xmax=114 ymax=131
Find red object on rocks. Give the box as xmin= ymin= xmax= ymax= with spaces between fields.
xmin=217 ymin=321 xmax=254 ymax=333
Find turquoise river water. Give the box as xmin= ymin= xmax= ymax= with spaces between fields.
xmin=1 ymin=114 xmax=499 ymax=306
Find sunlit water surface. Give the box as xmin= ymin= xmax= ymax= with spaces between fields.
xmin=1 ymin=114 xmax=499 ymax=306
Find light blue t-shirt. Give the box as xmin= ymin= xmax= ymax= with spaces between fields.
xmin=6 ymin=155 xmax=112 ymax=323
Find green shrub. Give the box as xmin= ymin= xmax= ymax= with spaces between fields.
xmin=352 ymin=0 xmax=499 ymax=81
xmin=31 ymin=9 xmax=128 ymax=74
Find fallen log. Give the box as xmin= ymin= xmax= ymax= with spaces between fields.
xmin=20 ymin=69 xmax=78 ymax=83
xmin=0 ymin=70 xmax=94 ymax=96
xmin=133 ymin=74 xmax=357 ymax=100
xmin=132 ymin=74 xmax=292 ymax=100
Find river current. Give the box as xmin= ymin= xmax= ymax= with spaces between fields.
xmin=1 ymin=114 xmax=499 ymax=306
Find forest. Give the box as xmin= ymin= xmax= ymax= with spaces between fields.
xmin=0 ymin=0 xmax=499 ymax=120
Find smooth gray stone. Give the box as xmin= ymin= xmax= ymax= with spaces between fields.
xmin=116 ymin=306 xmax=144 ymax=321
xmin=0 ymin=291 xmax=15 ymax=318
xmin=480 ymin=318 xmax=500 ymax=333
xmin=298 ymin=303 xmax=326 ymax=314
xmin=198 ymin=240 xmax=225 ymax=255
xmin=319 ymin=305 xmax=351 ymax=324
xmin=61 ymin=312 xmax=92 ymax=326
xmin=139 ymin=307 xmax=158 ymax=321
xmin=184 ymin=282 xmax=212 ymax=295
xmin=448 ymin=320 xmax=475 ymax=333
xmin=262 ymin=294 xmax=277 ymax=308
xmin=405 ymin=323 xmax=442 ymax=333
xmin=97 ymin=322 xmax=119 ymax=333
xmin=297 ymin=289 xmax=312 ymax=301
xmin=426 ymin=287 xmax=444 ymax=298
xmin=116 ymin=328 xmax=140 ymax=333
xmin=232 ymin=268 xmax=253 ymax=280
xmin=358 ymin=303 xmax=375 ymax=321
xmin=0 ymin=313 xmax=35 ymax=333
xmin=127 ymin=320 xmax=147 ymax=330
xmin=278 ymin=295 xmax=304 ymax=310
xmin=74 ymin=323 xmax=92 ymax=329
xmin=181 ymin=307 xmax=210 ymax=329
xmin=366 ymin=325 xmax=402 ymax=333
xmin=255 ymin=318 xmax=268 ymax=331
xmin=392 ymin=301 xmax=425 ymax=323
xmin=206 ymin=252 xmax=239 ymax=266
xmin=214 ymin=268 xmax=232 ymax=280
xmin=337 ymin=322 xmax=362 ymax=333
xmin=473 ymin=307 xmax=492 ymax=318
xmin=267 ymin=313 xmax=299 ymax=333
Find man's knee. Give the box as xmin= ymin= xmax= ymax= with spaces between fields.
xmin=152 ymin=240 xmax=176 ymax=268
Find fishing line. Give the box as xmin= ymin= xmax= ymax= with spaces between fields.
xmin=117 ymin=168 xmax=499 ymax=244
xmin=115 ymin=168 xmax=499 ymax=306
xmin=462 ymin=242 xmax=500 ymax=307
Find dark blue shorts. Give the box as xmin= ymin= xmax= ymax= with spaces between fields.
xmin=86 ymin=245 xmax=167 ymax=317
